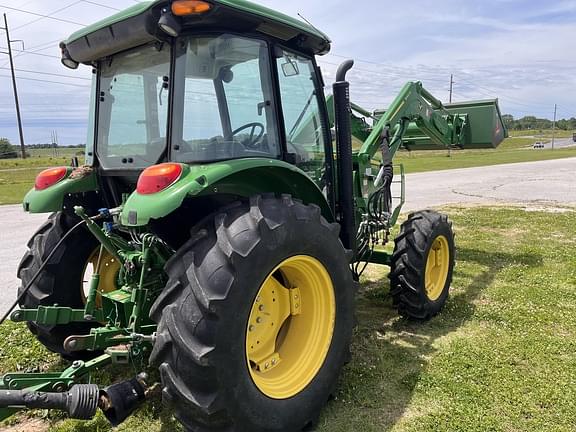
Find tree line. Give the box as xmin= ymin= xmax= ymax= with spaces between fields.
xmin=0 ymin=139 xmax=86 ymax=159
xmin=503 ymin=115 xmax=576 ymax=131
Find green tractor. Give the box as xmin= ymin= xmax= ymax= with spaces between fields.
xmin=0 ymin=1 xmax=507 ymax=430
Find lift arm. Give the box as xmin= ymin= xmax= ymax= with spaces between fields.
xmin=358 ymin=81 xmax=468 ymax=162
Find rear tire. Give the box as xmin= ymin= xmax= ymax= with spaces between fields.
xmin=149 ymin=196 xmax=354 ymax=432
xmin=17 ymin=212 xmax=100 ymax=360
xmin=389 ymin=210 xmax=455 ymax=319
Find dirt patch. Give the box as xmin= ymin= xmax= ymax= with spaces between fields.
xmin=2 ymin=418 xmax=49 ymax=432
xmin=522 ymin=205 xmax=575 ymax=213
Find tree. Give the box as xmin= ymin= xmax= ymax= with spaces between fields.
xmin=502 ymin=115 xmax=575 ymax=131
xmin=0 ymin=138 xmax=17 ymax=159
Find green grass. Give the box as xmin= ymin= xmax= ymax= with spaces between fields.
xmin=395 ymin=147 xmax=576 ymax=174
xmin=500 ymin=136 xmax=543 ymax=149
xmin=1 ymin=206 xmax=575 ymax=431
xmin=318 ymin=206 xmax=576 ymax=432
xmin=509 ymin=129 xmax=574 ymax=138
xmin=0 ymin=157 xmax=78 ymax=169
xmin=0 ymin=168 xmax=43 ymax=205
xmin=0 ymin=157 xmax=84 ymax=205
xmin=27 ymin=148 xmax=84 ymax=159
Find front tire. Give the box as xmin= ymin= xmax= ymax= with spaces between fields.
xmin=389 ymin=210 xmax=455 ymax=319
xmin=150 ymin=196 xmax=354 ymax=432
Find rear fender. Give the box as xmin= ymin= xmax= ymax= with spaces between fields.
xmin=23 ymin=167 xmax=99 ymax=213
xmin=120 ymin=159 xmax=333 ymax=226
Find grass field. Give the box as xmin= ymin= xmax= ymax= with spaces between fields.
xmin=395 ymin=147 xmax=576 ymax=174
xmin=509 ymin=129 xmax=574 ymax=139
xmin=1 ymin=205 xmax=575 ymax=432
xmin=26 ymin=148 xmax=84 ymax=159
xmin=0 ymin=157 xmax=83 ymax=205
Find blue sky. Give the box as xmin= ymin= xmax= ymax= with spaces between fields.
xmin=0 ymin=0 xmax=575 ymax=145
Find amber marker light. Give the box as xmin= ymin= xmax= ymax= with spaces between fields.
xmin=137 ymin=163 xmax=183 ymax=195
xmin=172 ymin=0 xmax=212 ymax=16
xmin=35 ymin=167 xmax=68 ymax=190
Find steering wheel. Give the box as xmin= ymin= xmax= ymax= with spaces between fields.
xmin=232 ymin=122 xmax=265 ymax=148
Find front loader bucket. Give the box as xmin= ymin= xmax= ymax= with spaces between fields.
xmin=400 ymin=99 xmax=507 ymax=150
xmin=444 ymin=99 xmax=508 ymax=149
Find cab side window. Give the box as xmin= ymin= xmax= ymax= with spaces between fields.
xmin=276 ymin=51 xmax=328 ymax=187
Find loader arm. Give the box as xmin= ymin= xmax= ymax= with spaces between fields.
xmin=358 ymin=81 xmax=468 ymax=162
xmin=341 ymin=80 xmax=506 ymax=271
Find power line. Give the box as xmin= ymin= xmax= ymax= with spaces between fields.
xmin=0 ymin=66 xmax=91 ymax=80
xmin=0 ymin=4 xmax=85 ymax=28
xmin=318 ymin=59 xmax=448 ymax=84
xmin=322 ymin=57 xmax=539 ymax=110
xmin=26 ymin=38 xmax=62 ymax=52
xmin=327 ymin=53 xmax=451 ymax=82
xmin=80 ymin=0 xmax=122 ymax=11
xmin=0 ymin=73 xmax=90 ymax=88
xmin=9 ymin=49 xmax=60 ymax=59
xmin=328 ymin=52 xmax=574 ymax=111
xmin=11 ymin=1 xmax=84 ymax=32
xmin=556 ymin=104 xmax=576 ymax=116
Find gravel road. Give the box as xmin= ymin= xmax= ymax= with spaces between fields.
xmin=0 ymin=157 xmax=575 ymax=315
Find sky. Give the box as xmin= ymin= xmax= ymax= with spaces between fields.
xmin=0 ymin=0 xmax=575 ymax=145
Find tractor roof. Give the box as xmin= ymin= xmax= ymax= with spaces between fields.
xmin=65 ymin=0 xmax=331 ymax=64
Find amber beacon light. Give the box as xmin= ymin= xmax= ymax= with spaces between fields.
xmin=171 ymin=0 xmax=212 ymax=16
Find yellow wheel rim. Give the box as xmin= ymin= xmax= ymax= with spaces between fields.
xmin=424 ymin=235 xmax=450 ymax=301
xmin=81 ymin=248 xmax=120 ymax=308
xmin=246 ymin=256 xmax=336 ymax=399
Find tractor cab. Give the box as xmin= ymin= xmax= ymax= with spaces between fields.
xmin=64 ymin=0 xmax=334 ymax=202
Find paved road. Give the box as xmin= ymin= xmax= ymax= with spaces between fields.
xmin=402 ymin=156 xmax=576 ymax=211
xmin=0 ymin=205 xmax=46 ymax=315
xmin=549 ymin=138 xmax=575 ymax=149
xmin=525 ymin=137 xmax=574 ymax=150
xmin=0 ymin=157 xmax=575 ymax=315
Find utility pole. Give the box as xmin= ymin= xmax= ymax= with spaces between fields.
xmin=447 ymin=74 xmax=454 ymax=157
xmin=1 ymin=14 xmax=26 ymax=159
xmin=551 ymin=104 xmax=557 ymax=151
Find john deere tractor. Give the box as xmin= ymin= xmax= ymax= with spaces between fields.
xmin=0 ymin=1 xmax=506 ymax=430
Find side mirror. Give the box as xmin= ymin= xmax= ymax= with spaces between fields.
xmin=218 ymin=67 xmax=234 ymax=83
xmin=281 ymin=60 xmax=299 ymax=77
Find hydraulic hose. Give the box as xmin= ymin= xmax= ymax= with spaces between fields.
xmin=0 ymin=219 xmax=87 ymax=325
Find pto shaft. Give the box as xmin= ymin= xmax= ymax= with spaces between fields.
xmin=0 ymin=384 xmax=99 ymax=419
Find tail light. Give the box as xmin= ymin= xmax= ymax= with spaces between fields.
xmin=35 ymin=167 xmax=68 ymax=190
xmin=137 ymin=163 xmax=183 ymax=195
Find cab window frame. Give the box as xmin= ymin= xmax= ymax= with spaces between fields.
xmin=94 ymin=41 xmax=173 ymax=171
xmin=169 ymin=31 xmax=283 ymax=165
xmin=271 ymin=45 xmax=335 ymax=208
